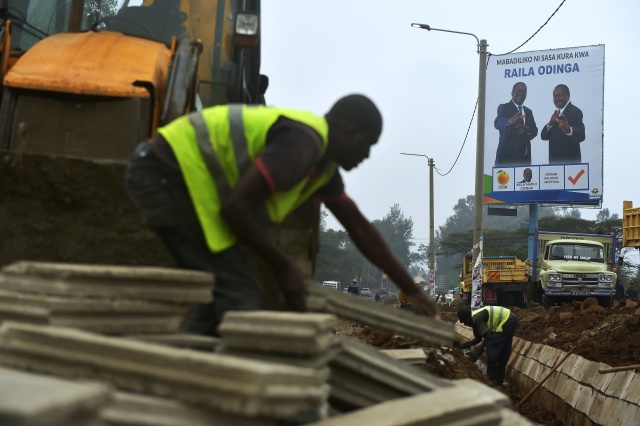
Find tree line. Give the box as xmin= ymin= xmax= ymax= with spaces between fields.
xmin=315 ymin=197 xmax=639 ymax=292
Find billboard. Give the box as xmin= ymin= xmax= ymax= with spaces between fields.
xmin=483 ymin=45 xmax=604 ymax=206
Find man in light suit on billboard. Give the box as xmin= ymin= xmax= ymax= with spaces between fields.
xmin=541 ymin=84 xmax=585 ymax=164
xmin=494 ymin=82 xmax=538 ymax=167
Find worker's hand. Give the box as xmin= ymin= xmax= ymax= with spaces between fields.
xmin=469 ymin=346 xmax=484 ymax=362
xmin=275 ymin=260 xmax=307 ymax=312
xmin=407 ymin=292 xmax=440 ymax=319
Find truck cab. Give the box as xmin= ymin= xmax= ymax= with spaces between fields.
xmin=530 ymin=232 xmax=617 ymax=309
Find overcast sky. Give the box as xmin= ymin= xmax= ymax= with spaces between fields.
xmin=259 ymin=0 xmax=639 ymax=246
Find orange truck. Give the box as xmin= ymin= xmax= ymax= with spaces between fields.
xmin=622 ymin=201 xmax=640 ymax=248
xmin=461 ymin=254 xmax=529 ymax=308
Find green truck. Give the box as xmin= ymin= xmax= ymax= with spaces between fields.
xmin=525 ymin=231 xmax=618 ymax=309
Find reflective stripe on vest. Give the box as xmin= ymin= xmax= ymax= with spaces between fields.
xmin=472 ymin=306 xmax=510 ymax=332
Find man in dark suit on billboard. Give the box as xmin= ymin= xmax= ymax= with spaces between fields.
xmin=494 ymin=82 xmax=538 ymax=167
xmin=540 ymin=84 xmax=585 ymax=164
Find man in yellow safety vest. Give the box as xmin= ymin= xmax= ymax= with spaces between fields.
xmin=125 ymin=94 xmax=439 ymax=335
xmin=455 ymin=306 xmax=519 ymax=386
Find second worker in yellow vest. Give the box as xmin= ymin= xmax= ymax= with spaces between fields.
xmin=125 ymin=94 xmax=440 ymax=335
xmin=455 ymin=306 xmax=519 ymax=386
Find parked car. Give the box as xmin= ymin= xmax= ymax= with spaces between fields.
xmin=445 ymin=290 xmax=455 ymax=303
xmin=379 ymin=288 xmax=389 ymax=295
xmin=360 ymin=288 xmax=373 ymax=297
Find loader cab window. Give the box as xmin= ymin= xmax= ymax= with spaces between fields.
xmin=91 ymin=2 xmax=188 ymax=47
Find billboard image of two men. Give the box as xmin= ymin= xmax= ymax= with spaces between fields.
xmin=484 ymin=45 xmax=604 ymax=206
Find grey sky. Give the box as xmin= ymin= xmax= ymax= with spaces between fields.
xmin=260 ymin=0 xmax=639 ymax=244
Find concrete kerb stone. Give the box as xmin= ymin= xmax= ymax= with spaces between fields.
xmin=603 ymin=370 xmax=636 ymax=399
xmin=572 ymin=384 xmax=595 ymax=414
xmin=593 ymin=365 xmax=617 ymax=393
xmin=124 ymin=334 xmax=221 ymax=351
xmin=619 ymin=374 xmax=640 ymax=405
xmin=0 ymin=366 xmax=111 ymax=426
xmin=558 ymin=378 xmax=579 ymax=406
xmin=0 ymin=322 xmax=326 ymax=421
xmin=600 ymin=395 xmax=631 ymax=426
xmin=572 ymin=357 xmax=600 ymax=384
xmin=620 ymin=403 xmax=640 ymax=426
xmin=586 ymin=391 xmax=607 ymax=424
xmin=0 ymin=261 xmax=214 ymax=304
xmin=557 ymin=353 xmax=579 ymax=375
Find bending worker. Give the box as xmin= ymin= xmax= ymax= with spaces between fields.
xmin=455 ymin=307 xmax=519 ymax=386
xmin=125 ymin=94 xmax=439 ymax=336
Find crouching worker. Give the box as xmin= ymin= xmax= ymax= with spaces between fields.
xmin=125 ymin=94 xmax=439 ymax=336
xmin=455 ymin=307 xmax=519 ymax=386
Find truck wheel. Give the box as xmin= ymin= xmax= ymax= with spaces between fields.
xmin=542 ymin=294 xmax=554 ymax=309
xmin=599 ymin=296 xmax=613 ymax=309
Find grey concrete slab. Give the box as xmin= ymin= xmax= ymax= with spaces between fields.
xmin=219 ymin=313 xmax=337 ymax=356
xmin=124 ymin=334 xmax=221 ymax=351
xmin=99 ymin=392 xmax=279 ymax=426
xmin=0 ymin=322 xmax=326 ymax=421
xmin=308 ymin=383 xmax=519 ymax=426
xmin=0 ymin=261 xmax=213 ymax=304
xmin=219 ymin=346 xmax=340 ymax=370
xmin=328 ymin=336 xmax=450 ymax=410
xmin=306 ymin=281 xmax=454 ymax=345
xmin=379 ymin=348 xmax=427 ymax=365
xmin=0 ymin=289 xmax=191 ymax=333
xmin=0 ymin=366 xmax=110 ymax=426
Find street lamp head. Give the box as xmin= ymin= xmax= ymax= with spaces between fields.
xmin=411 ymin=23 xmax=431 ymax=31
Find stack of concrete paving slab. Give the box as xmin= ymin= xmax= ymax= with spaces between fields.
xmin=0 ymin=321 xmax=327 ymax=423
xmin=305 ymin=280 xmax=454 ymax=345
xmin=217 ymin=311 xmax=340 ymax=421
xmin=328 ymin=335 xmax=452 ymax=411
xmin=218 ymin=311 xmax=339 ymax=369
xmin=0 ymin=261 xmax=214 ymax=334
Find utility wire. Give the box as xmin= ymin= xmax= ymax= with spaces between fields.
xmin=438 ymin=0 xmax=567 ymax=176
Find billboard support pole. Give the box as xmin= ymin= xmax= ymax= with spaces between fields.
xmin=528 ymin=204 xmax=538 ymax=260
xmin=472 ymin=39 xmax=488 ymax=266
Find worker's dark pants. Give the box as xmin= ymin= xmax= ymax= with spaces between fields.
xmin=485 ymin=314 xmax=518 ymax=367
xmin=124 ymin=143 xmax=263 ymax=336
xmin=485 ymin=314 xmax=518 ymax=385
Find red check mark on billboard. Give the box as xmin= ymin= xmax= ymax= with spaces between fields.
xmin=567 ymin=169 xmax=585 ymax=185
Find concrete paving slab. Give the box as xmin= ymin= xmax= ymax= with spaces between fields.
xmin=327 ymin=336 xmax=450 ymax=410
xmin=218 ymin=311 xmax=337 ymax=355
xmin=379 ymin=348 xmax=427 ymax=365
xmin=0 ymin=261 xmax=213 ymax=304
xmin=220 ymin=346 xmax=339 ymax=370
xmin=124 ymin=334 xmax=221 ymax=351
xmin=308 ymin=383 xmax=526 ymax=426
xmin=0 ymin=366 xmax=110 ymax=426
xmin=599 ymin=396 xmax=630 ymax=426
xmin=306 ymin=281 xmax=454 ymax=345
xmin=0 ymin=322 xmax=326 ymax=421
xmin=99 ymin=391 xmax=281 ymax=426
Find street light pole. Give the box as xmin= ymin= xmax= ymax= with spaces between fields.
xmin=411 ymin=22 xmax=487 ymax=265
xmin=401 ymin=153 xmax=435 ymax=293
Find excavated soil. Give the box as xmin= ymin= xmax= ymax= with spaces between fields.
xmin=3 ymin=154 xmax=640 ymax=425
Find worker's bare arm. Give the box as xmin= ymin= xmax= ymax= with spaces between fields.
xmin=220 ymin=165 xmax=305 ymax=310
xmin=326 ymin=197 xmax=439 ymax=317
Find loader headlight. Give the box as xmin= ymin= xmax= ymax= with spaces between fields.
xmin=235 ymin=12 xmax=259 ymax=47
